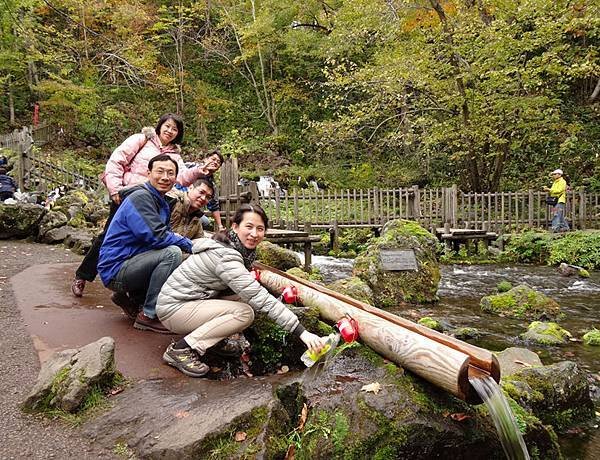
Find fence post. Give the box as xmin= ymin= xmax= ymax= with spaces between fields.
xmin=373 ymin=187 xmax=380 ymax=225
xmin=303 ymin=221 xmax=312 ymax=271
xmin=451 ymin=184 xmax=458 ymax=227
xmin=293 ymin=190 xmax=299 ymax=230
xmin=528 ymin=189 xmax=534 ymax=227
xmin=579 ymin=188 xmax=586 ymax=230
xmin=409 ymin=185 xmax=420 ymax=221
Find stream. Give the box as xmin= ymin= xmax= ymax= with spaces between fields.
xmin=308 ymin=255 xmax=600 ymax=459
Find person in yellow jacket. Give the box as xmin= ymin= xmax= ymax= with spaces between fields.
xmin=543 ymin=168 xmax=569 ymax=232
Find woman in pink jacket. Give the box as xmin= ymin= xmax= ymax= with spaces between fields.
xmin=72 ymin=113 xmax=211 ymax=299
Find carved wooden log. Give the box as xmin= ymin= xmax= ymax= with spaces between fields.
xmin=257 ymin=265 xmax=488 ymax=403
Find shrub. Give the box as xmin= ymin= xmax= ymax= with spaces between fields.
xmin=547 ymin=231 xmax=600 ymax=270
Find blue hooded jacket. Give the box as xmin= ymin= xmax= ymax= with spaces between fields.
xmin=98 ymin=182 xmax=192 ymax=286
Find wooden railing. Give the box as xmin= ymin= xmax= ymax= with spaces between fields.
xmin=0 ymin=125 xmax=98 ymax=193
xmin=258 ymin=185 xmax=600 ymax=231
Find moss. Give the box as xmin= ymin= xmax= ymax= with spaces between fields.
xmin=480 ymin=285 xmax=561 ymax=320
xmin=357 ymin=343 xmax=385 ymax=367
xmin=417 ymin=316 xmax=443 ymax=332
xmin=453 ymin=327 xmax=481 ymax=340
xmin=497 ymin=280 xmax=513 ymax=293
xmin=328 ymin=276 xmax=374 ymax=305
xmin=286 ymin=267 xmax=310 ymax=280
xmin=67 ymin=211 xmax=87 ymax=228
xmin=578 ymin=268 xmax=590 ymax=278
xmin=582 ymin=328 xmax=600 ymax=346
xmin=256 ymin=241 xmax=301 ymax=270
xmin=521 ymin=321 xmax=571 ymax=345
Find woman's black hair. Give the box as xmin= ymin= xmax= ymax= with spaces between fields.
xmin=232 ymin=204 xmax=269 ymax=229
xmin=155 ymin=113 xmax=184 ymax=145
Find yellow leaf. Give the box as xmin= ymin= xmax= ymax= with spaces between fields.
xmin=361 ymin=382 xmax=381 ymax=394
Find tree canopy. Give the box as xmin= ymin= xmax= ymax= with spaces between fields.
xmin=1 ymin=0 xmax=599 ymax=191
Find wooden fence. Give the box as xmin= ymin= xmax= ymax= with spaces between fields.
xmin=0 ymin=125 xmax=98 ymax=193
xmin=257 ymin=185 xmax=600 ymax=232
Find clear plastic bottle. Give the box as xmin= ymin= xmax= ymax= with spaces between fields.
xmin=300 ymin=333 xmax=340 ymax=368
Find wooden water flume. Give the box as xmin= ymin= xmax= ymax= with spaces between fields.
xmin=255 ymin=262 xmax=500 ymax=404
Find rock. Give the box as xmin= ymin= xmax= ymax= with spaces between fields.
xmin=557 ymin=263 xmax=578 ymax=277
xmin=480 ymin=284 xmax=561 ymax=320
xmin=286 ymin=267 xmax=310 ymax=280
xmin=496 ymin=347 xmax=543 ymax=377
xmin=582 ymin=328 xmax=600 ymax=346
xmin=63 ymin=229 xmax=94 ymax=254
xmin=82 ymin=346 xmax=560 ymax=459
xmin=502 ymin=361 xmax=595 ymax=431
xmin=521 ymin=321 xmax=571 ymax=346
xmin=22 ymin=337 xmax=116 ymax=413
xmin=327 ymin=276 xmax=374 ymax=305
xmin=452 ymin=327 xmax=482 ymax=340
xmin=417 ymin=316 xmax=444 ymax=332
xmin=0 ymin=203 xmax=46 ymax=239
xmin=40 ymin=225 xmax=76 ymax=244
xmin=353 ymin=219 xmax=441 ymax=307
xmin=38 ymin=210 xmax=69 ymax=238
xmin=256 ymin=240 xmax=301 ymax=271
xmin=496 ymin=280 xmax=512 ymax=293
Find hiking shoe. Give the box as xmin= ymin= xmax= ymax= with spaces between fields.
xmin=111 ymin=292 xmax=140 ymax=320
xmin=163 ymin=343 xmax=209 ymax=377
xmin=71 ymin=278 xmax=86 ymax=297
xmin=133 ymin=311 xmax=173 ymax=334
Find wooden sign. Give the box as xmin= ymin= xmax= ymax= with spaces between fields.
xmin=379 ymin=249 xmax=418 ymax=271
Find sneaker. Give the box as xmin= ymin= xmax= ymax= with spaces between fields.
xmin=111 ymin=292 xmax=140 ymax=320
xmin=133 ymin=311 xmax=173 ymax=334
xmin=163 ymin=343 xmax=209 ymax=377
xmin=71 ymin=278 xmax=86 ymax=297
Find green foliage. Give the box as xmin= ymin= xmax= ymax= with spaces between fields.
xmin=582 ymin=328 xmax=600 ymax=346
xmin=497 ymin=281 xmax=512 ymax=293
xmin=547 ymin=231 xmax=600 ymax=269
xmin=417 ymin=317 xmax=443 ymax=332
xmin=502 ymin=231 xmax=552 ymax=264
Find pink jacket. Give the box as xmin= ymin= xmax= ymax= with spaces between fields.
xmin=103 ymin=128 xmax=203 ymax=196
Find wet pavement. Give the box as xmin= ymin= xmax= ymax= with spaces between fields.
xmin=12 ymin=262 xmax=181 ymax=380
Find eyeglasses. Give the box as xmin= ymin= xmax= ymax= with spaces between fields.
xmin=197 ymin=190 xmax=214 ymax=200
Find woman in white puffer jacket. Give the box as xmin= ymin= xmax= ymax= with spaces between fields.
xmin=156 ymin=204 xmax=326 ymax=377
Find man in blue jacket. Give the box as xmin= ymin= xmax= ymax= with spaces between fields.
xmin=98 ymin=154 xmax=192 ymax=333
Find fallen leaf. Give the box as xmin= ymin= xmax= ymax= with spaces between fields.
xmin=284 ymin=444 xmax=295 ymax=460
xmin=513 ymin=360 xmax=532 ymax=367
xmin=210 ymin=367 xmax=222 ymax=373
xmin=109 ymin=387 xmax=124 ymax=396
xmin=277 ymin=365 xmax=290 ymax=374
xmin=234 ymin=431 xmax=247 ymax=442
xmin=175 ymin=410 xmax=190 ymax=419
xmin=298 ymin=403 xmax=308 ymax=431
xmin=361 ymin=382 xmax=381 ymax=394
xmin=450 ymin=412 xmax=472 ymax=422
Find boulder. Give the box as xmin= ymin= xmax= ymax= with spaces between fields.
xmin=452 ymin=327 xmax=482 ymax=340
xmin=502 ymin=361 xmax=595 ymax=431
xmin=38 ymin=210 xmax=69 ymax=238
xmin=22 ymin=337 xmax=116 ymax=413
xmin=520 ymin=321 xmax=571 ymax=346
xmin=496 ymin=347 xmax=543 ymax=378
xmin=82 ymin=346 xmax=561 ymax=459
xmin=327 ymin=276 xmax=374 ymax=305
xmin=480 ymin=284 xmax=561 ymax=320
xmin=286 ymin=266 xmax=324 ymax=283
xmin=353 ymin=219 xmax=441 ymax=307
xmin=557 ymin=262 xmax=578 ymax=277
xmin=256 ymin=241 xmax=301 ymax=271
xmin=41 ymin=225 xmax=78 ymax=244
xmin=417 ymin=316 xmax=444 ymax=332
xmin=63 ymin=229 xmax=94 ymax=254
xmin=0 ymin=203 xmax=46 ymax=239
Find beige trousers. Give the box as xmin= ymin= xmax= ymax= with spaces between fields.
xmin=161 ymin=299 xmax=254 ymax=354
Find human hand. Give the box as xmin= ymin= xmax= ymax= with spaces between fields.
xmin=300 ymin=331 xmax=327 ymax=353
xmin=218 ymin=225 xmax=226 ymax=232
xmin=111 ymin=193 xmax=121 ymax=205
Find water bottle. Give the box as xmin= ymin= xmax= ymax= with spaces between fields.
xmin=300 ymin=333 xmax=340 ymax=368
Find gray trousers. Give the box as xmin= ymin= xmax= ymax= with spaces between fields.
xmin=108 ymin=246 xmax=182 ymax=318
xmin=159 ymin=299 xmax=254 ymax=354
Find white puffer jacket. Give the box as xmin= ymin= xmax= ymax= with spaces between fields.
xmin=156 ymin=238 xmax=304 ymax=336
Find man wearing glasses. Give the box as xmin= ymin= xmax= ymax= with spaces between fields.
xmin=168 ymin=179 xmax=215 ymax=242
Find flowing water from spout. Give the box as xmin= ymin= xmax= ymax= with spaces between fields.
xmin=470 ymin=375 xmax=530 ymax=460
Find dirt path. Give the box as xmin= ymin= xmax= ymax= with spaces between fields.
xmin=0 ymin=240 xmax=115 ymax=459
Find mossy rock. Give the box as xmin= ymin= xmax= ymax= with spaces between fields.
xmin=480 ymin=284 xmax=561 ymax=320
xmin=501 ymin=361 xmax=594 ymax=431
xmin=292 ymin=346 xmax=560 ymax=459
xmin=452 ymin=327 xmax=482 ymax=340
xmin=327 ymin=276 xmax=374 ymax=305
xmin=67 ymin=210 xmax=88 ymax=228
xmin=256 ymin=241 xmax=301 ymax=271
xmin=0 ymin=203 xmax=46 ymax=239
xmin=417 ymin=317 xmax=443 ymax=332
xmin=521 ymin=321 xmax=571 ymax=346
xmin=578 ymin=268 xmax=590 ymax=278
xmin=582 ymin=328 xmax=600 ymax=346
xmin=353 ymin=219 xmax=441 ymax=307
xmin=286 ymin=266 xmax=324 ymax=283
